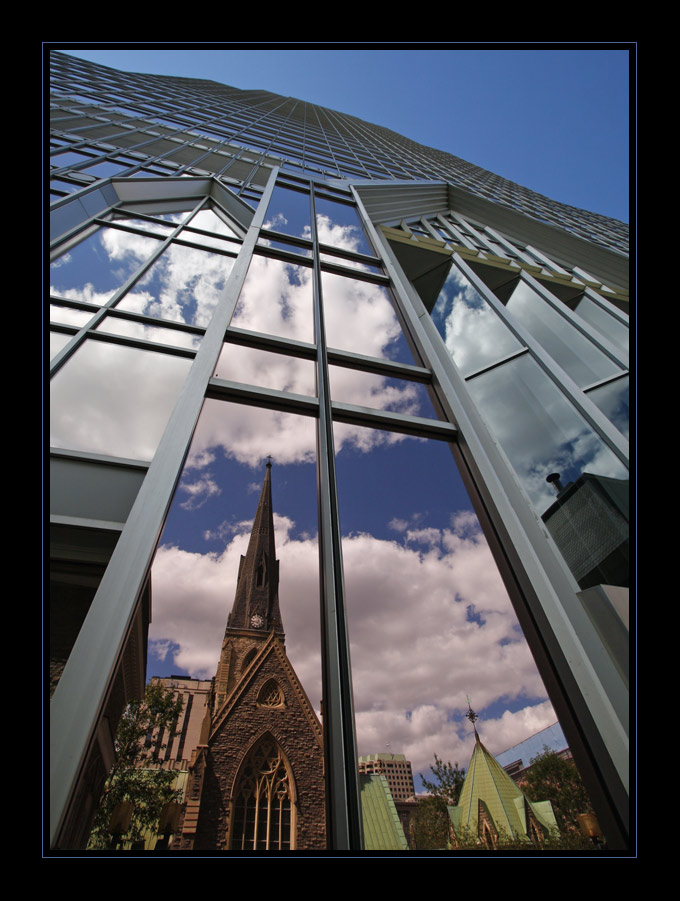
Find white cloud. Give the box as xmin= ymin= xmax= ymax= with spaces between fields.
xmin=149 ymin=511 xmax=554 ymax=778
xmin=179 ymin=473 xmax=222 ymax=510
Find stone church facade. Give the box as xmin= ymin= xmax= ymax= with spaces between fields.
xmin=173 ymin=463 xmax=326 ymax=851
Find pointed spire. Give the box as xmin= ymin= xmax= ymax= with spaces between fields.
xmin=227 ymin=461 xmax=283 ymax=635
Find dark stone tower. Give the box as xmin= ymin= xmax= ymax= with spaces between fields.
xmin=176 ymin=463 xmax=326 ymax=851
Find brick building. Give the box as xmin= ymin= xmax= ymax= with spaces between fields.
xmin=173 ymin=463 xmax=326 ymax=850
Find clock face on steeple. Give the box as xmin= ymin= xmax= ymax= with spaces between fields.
xmin=250 ymin=614 xmax=264 ymax=629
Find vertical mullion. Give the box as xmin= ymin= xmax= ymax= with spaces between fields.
xmin=309 ymin=185 xmax=362 ymax=851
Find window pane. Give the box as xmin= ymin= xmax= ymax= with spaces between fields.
xmin=116 ymin=244 xmax=235 ymax=328
xmin=50 ymin=228 xmax=161 ymax=306
xmin=147 ymin=402 xmax=326 ymax=849
xmin=50 ymin=304 xmax=94 ymax=327
xmin=586 ymin=376 xmax=629 ymax=440
xmin=335 ymin=427 xmax=556 ymax=850
xmin=467 ymin=355 xmax=628 ymax=588
xmin=95 ymin=317 xmax=202 ymax=350
xmin=230 ymin=255 xmax=314 ymax=343
xmin=431 ymin=265 xmax=522 ymax=376
xmin=573 ymin=295 xmax=629 ymax=356
xmin=264 ymin=186 xmax=310 ymax=238
xmin=322 ymin=271 xmax=416 ymax=365
xmin=50 ymin=331 xmax=71 ymax=360
xmin=214 ymin=344 xmax=315 ymax=396
xmin=50 ymin=339 xmax=191 ymax=460
xmin=315 ymin=197 xmax=374 ymax=257
xmin=504 ymin=281 xmax=621 ymax=388
xmin=329 ymin=365 xmax=438 ymax=419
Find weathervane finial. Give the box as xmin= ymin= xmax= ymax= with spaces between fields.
xmin=465 ymin=696 xmax=479 ymax=736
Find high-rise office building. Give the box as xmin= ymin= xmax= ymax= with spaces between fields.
xmin=48 ymin=50 xmax=630 ymax=850
xmin=358 ymin=754 xmax=415 ymax=802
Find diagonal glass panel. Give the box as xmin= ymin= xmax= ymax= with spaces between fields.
xmin=116 ymin=243 xmax=235 ymax=328
xmin=502 ymin=281 xmax=621 ymax=388
xmin=431 ymin=265 xmax=523 ymax=376
xmin=51 ymin=228 xmax=161 ymax=307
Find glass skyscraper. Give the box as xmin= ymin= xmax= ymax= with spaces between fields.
xmin=48 ymin=51 xmax=630 ymax=851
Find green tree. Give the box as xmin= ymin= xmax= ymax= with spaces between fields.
xmin=412 ymin=755 xmax=466 ymax=850
xmin=419 ymin=753 xmax=465 ymax=805
xmin=522 ymin=747 xmax=594 ymax=833
xmin=88 ymin=680 xmax=185 ymax=849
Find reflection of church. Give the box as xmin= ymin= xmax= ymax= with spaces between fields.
xmin=173 ymin=463 xmax=326 ymax=851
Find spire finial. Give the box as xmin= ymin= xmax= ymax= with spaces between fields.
xmin=465 ymin=696 xmax=479 ymax=738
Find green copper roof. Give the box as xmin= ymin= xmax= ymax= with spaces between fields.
xmin=360 ymin=774 xmax=409 ymax=851
xmin=451 ymin=734 xmax=557 ymax=842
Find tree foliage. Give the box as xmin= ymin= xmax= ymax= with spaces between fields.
xmin=419 ymin=753 xmax=465 ymax=806
xmin=88 ymin=680 xmax=185 ymax=849
xmin=522 ymin=747 xmax=594 ymax=833
xmin=412 ymin=755 xmax=466 ymax=849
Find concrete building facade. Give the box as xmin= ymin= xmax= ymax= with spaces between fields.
xmin=48 ymin=51 xmax=630 ymax=850
xmin=358 ymin=754 xmax=415 ymax=802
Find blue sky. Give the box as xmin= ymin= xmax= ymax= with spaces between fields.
xmin=58 ymin=45 xmax=631 ymax=222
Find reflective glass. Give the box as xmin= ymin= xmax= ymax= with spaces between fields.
xmin=50 ymin=228 xmax=161 ymax=306
xmin=95 ymin=317 xmax=202 ymax=350
xmin=586 ymin=376 xmax=629 ymax=440
xmin=109 ymin=214 xmax=175 ymax=237
xmin=329 ymin=365 xmax=438 ymax=419
xmin=50 ymin=304 xmax=94 ymax=327
xmin=334 ymin=426 xmax=555 ymax=842
xmin=314 ymin=197 xmax=374 ymax=257
xmin=504 ymin=281 xmax=621 ymax=388
xmin=50 ymin=178 xmax=82 ymax=194
xmin=264 ymin=186 xmax=311 ymax=238
xmin=214 ymin=344 xmax=315 ymax=396
xmin=573 ymin=295 xmax=629 ymax=356
xmin=466 ymin=354 xmax=628 ymax=513
xmin=50 ymin=339 xmax=191 ymax=460
xmin=257 ymin=234 xmax=313 ymax=258
xmin=230 ymin=255 xmax=314 ymax=343
xmin=147 ymin=401 xmax=325 ymax=848
xmin=82 ymin=160 xmax=130 ymax=178
xmin=431 ymin=265 xmax=523 ymax=376
xmin=181 ymin=208 xmax=240 ymax=251
xmin=117 ymin=244 xmax=235 ymax=328
xmin=51 ymin=150 xmax=93 ymax=168
xmin=322 ymin=271 xmax=415 ymax=365
xmin=50 ymin=331 xmax=71 ymax=360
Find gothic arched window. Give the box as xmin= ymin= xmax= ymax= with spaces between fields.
xmin=230 ymin=737 xmax=295 ymax=851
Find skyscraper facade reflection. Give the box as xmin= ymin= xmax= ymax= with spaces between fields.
xmin=49 ymin=51 xmax=629 ymax=850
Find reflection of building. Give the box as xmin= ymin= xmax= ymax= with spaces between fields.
xmin=496 ymin=721 xmax=572 ymax=783
xmin=174 ymin=463 xmax=326 ymax=850
xmin=49 ymin=51 xmax=630 ymax=850
xmin=449 ymin=728 xmax=557 ymax=847
xmin=358 ymin=754 xmax=415 ymax=801
xmin=542 ymin=473 xmax=629 ymax=590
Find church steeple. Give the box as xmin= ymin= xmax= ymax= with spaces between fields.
xmin=212 ymin=462 xmax=284 ymax=714
xmin=227 ymin=461 xmax=283 ymax=636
